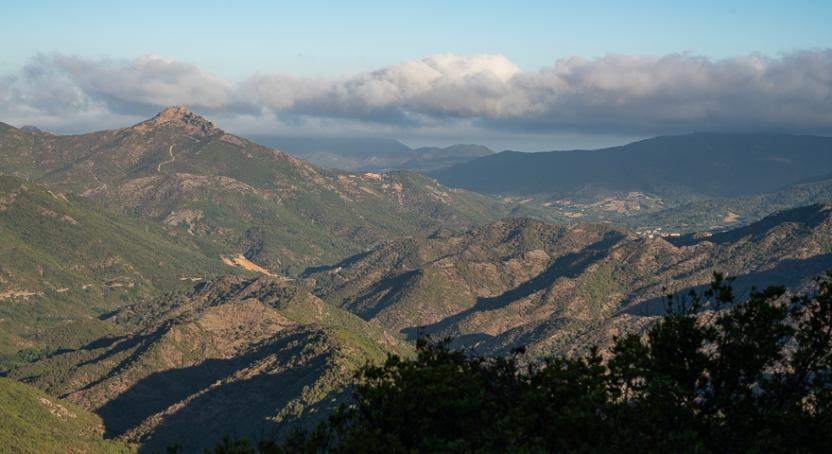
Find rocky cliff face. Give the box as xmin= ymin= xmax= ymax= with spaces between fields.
xmin=133 ymin=106 xmax=220 ymax=137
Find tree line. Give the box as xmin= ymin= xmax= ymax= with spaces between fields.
xmin=206 ymin=272 xmax=832 ymax=453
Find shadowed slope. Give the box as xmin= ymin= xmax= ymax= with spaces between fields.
xmin=12 ymin=276 xmax=412 ymax=451
xmin=308 ymin=203 xmax=832 ymax=356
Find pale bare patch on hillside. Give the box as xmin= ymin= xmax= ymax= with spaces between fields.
xmin=163 ymin=209 xmax=203 ymax=235
xmin=723 ymin=212 xmax=741 ymax=223
xmin=0 ymin=289 xmax=41 ymax=300
xmin=221 ymin=254 xmax=275 ymax=276
xmin=38 ymin=396 xmax=77 ymax=420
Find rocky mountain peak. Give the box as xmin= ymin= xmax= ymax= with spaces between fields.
xmin=156 ymin=105 xmax=193 ymax=120
xmin=20 ymin=125 xmax=45 ymax=134
xmin=133 ymin=106 xmax=220 ymax=136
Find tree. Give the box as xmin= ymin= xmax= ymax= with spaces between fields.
xmin=217 ymin=272 xmax=832 ymax=453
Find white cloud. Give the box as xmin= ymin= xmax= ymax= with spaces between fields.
xmin=2 ymin=50 xmax=831 ymax=138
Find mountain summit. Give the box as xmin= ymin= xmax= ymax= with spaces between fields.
xmin=133 ymin=105 xmax=220 ymax=136
xmin=0 ymin=108 xmax=508 ymax=275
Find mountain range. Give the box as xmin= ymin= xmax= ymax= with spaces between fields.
xmin=0 ymin=107 xmax=510 ymax=276
xmin=432 ymin=132 xmax=832 ymax=199
xmin=305 ymin=203 xmax=832 ymax=357
xmin=427 ymin=132 xmax=832 ymax=232
xmin=6 ymin=197 xmax=832 ymax=451
xmin=1 ymin=108 xmax=831 ymax=451
xmin=247 ymin=134 xmax=494 ymax=172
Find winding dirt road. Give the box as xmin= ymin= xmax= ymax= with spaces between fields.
xmin=156 ymin=145 xmax=175 ymax=172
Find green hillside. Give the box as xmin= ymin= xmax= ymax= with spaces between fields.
xmin=13 ymin=276 xmax=413 ymax=452
xmin=247 ymin=135 xmax=493 ymax=172
xmin=0 ymin=108 xmax=511 ymax=275
xmin=628 ymin=174 xmax=832 ymax=232
xmin=0 ymin=175 xmax=237 ymax=370
xmin=3 ymin=107 xmax=831 ymax=451
xmin=0 ymin=377 xmax=134 ymax=453
xmin=307 ymin=203 xmax=832 ymax=357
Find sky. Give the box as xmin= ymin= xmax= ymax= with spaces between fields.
xmin=1 ymin=0 xmax=831 ymax=150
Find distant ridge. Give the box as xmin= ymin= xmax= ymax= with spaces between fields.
xmin=431 ymin=132 xmax=832 ymax=198
xmin=19 ymin=125 xmax=45 ymax=134
xmin=248 ymin=134 xmax=493 ymax=172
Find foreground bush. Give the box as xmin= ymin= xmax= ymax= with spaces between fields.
xmin=212 ymin=273 xmax=832 ymax=453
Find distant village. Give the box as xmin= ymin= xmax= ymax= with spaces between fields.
xmin=635 ymin=227 xmax=682 ymax=239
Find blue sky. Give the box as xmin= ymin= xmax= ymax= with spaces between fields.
xmin=1 ymin=1 xmax=831 ymax=149
xmin=4 ymin=0 xmax=830 ymax=79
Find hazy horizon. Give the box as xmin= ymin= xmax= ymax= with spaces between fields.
xmin=10 ymin=108 xmax=832 ymax=153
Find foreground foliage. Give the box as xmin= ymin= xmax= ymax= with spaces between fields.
xmin=214 ymin=272 xmax=832 ymax=453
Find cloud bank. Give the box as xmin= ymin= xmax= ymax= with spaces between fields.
xmin=2 ymin=51 xmax=831 ymax=140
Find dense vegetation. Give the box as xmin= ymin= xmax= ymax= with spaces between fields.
xmin=3 ymin=109 xmax=832 ymax=452
xmin=0 ymin=110 xmax=510 ymax=275
xmin=306 ymin=206 xmax=832 ymax=358
xmin=0 ymin=377 xmax=133 ymax=453
xmin=214 ymin=272 xmax=832 ymax=453
xmin=9 ymin=276 xmax=415 ymax=452
xmin=0 ymin=175 xmax=234 ymax=370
